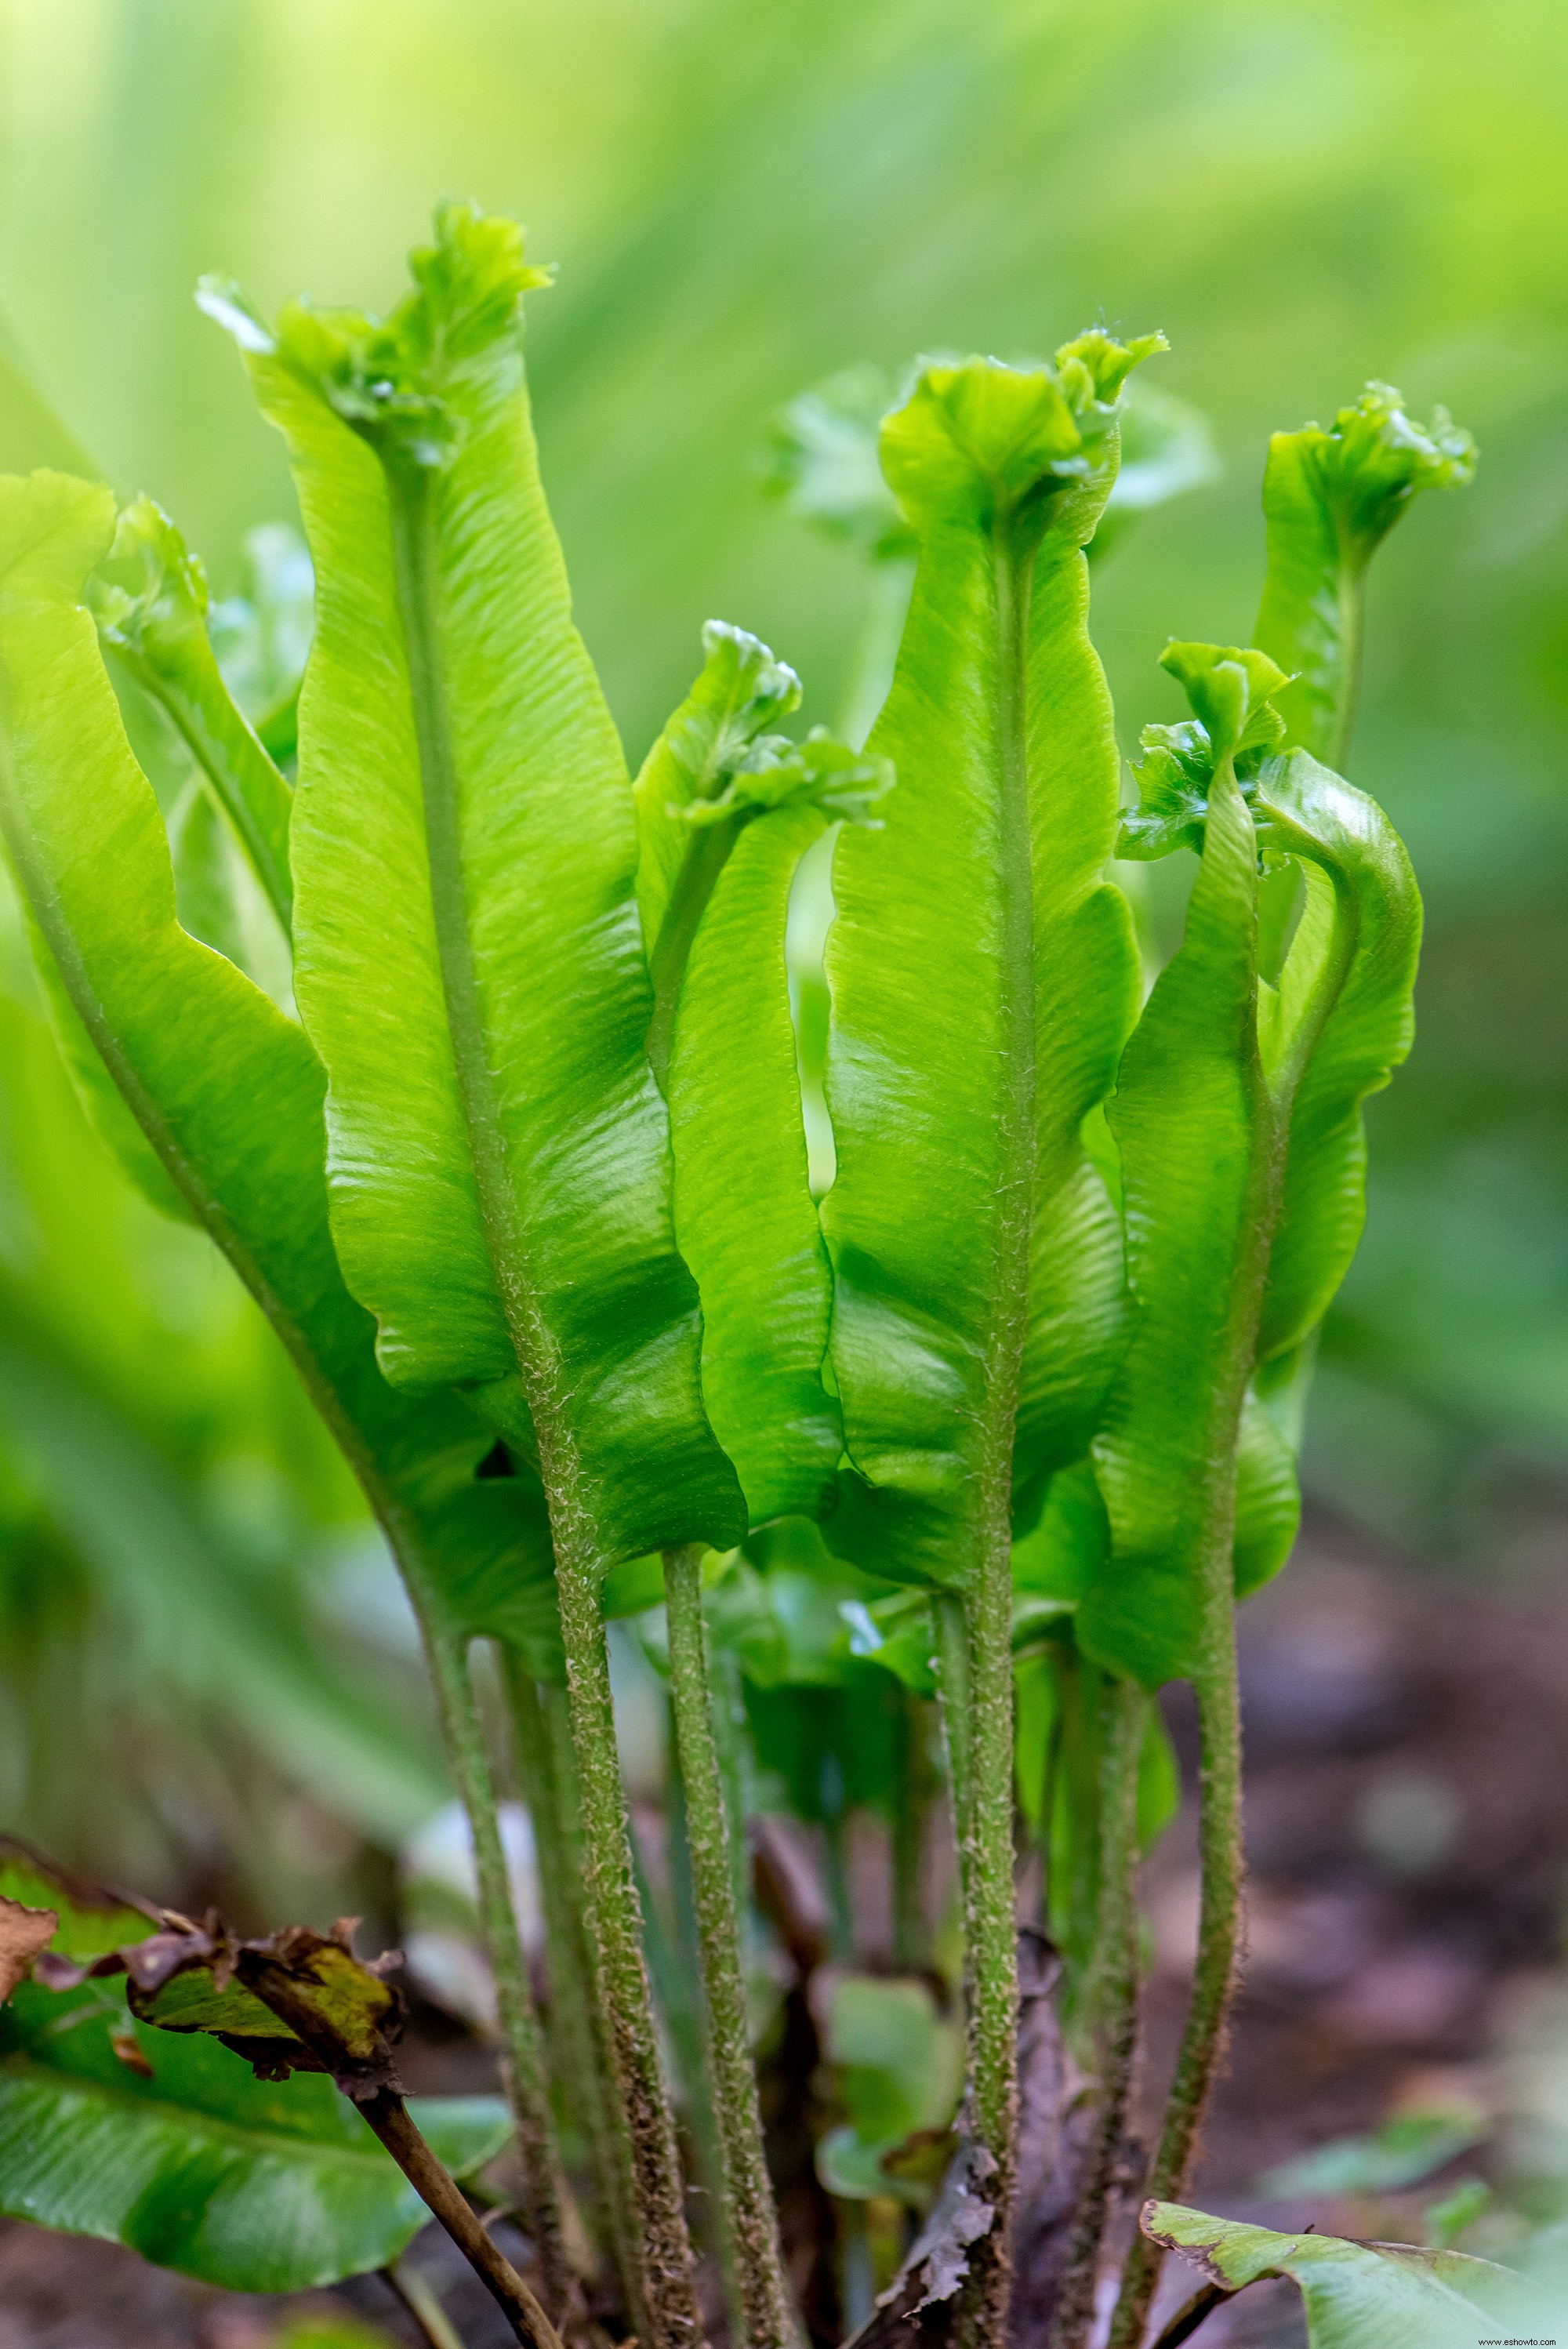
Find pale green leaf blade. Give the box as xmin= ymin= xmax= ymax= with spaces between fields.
xmin=823 ymin=343 xmax=1149 ymax=1587
xmin=92 ymin=496 xmax=294 ymax=934
xmin=633 ymin=620 xmax=859 ymax=1524
xmin=1080 ymin=766 xmax=1265 ymax=1686
xmin=1146 ymin=2200 xmax=1523 ymax=2347
xmin=1232 ymin=1385 xmax=1301 ymax=1600
xmin=1252 ymin=383 xmax=1476 ymax=764
xmin=0 ymin=466 xmax=555 ymax=1656
xmin=1252 ymin=749 xmax=1423 ymax=1365
xmin=16 ymin=885 xmax=196 ymax=1225
xmin=667 ymin=803 xmax=841 ymax=1522
xmin=0 ymin=1980 xmax=508 ymax=2293
xmin=228 ymin=205 xmax=744 ymax=1559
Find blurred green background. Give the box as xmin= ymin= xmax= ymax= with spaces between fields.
xmin=0 ymin=0 xmax=1564 ymax=1881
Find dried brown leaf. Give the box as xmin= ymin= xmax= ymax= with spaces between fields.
xmin=0 ymin=1891 xmax=59 ymax=2001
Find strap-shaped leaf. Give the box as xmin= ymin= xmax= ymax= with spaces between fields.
xmin=1250 ymin=749 xmax=1421 ymax=1363
xmin=1080 ymin=670 xmax=1271 ymax=1687
xmin=822 ymin=335 xmax=1158 ymax=1588
xmin=1145 ymin=2201 xmax=1523 ymax=2347
xmin=91 ymin=496 xmax=295 ymax=935
xmin=1252 ymin=382 xmax=1475 ymax=768
xmin=634 ymin=620 xmax=888 ymax=1526
xmin=0 ymin=467 xmax=556 ymax=1665
xmin=1082 ymin=648 xmax=1421 ymax=1684
xmin=210 ymin=202 xmax=743 ymax=1563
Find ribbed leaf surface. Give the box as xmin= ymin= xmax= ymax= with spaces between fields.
xmin=1252 ymin=383 xmax=1475 ymax=764
xmin=633 ymin=622 xmax=880 ymax=1526
xmin=1081 ymin=655 xmax=1421 ymax=1686
xmin=223 ymin=205 xmax=742 ymax=1563
xmin=822 ymin=342 xmax=1152 ymax=1588
xmin=0 ymin=467 xmax=558 ymax=1665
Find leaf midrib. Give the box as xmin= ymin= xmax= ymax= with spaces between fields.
xmin=383 ymin=462 xmax=561 ymax=1450
xmin=977 ymin=517 xmax=1040 ymax=1534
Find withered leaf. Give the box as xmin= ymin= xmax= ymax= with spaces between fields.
xmin=0 ymin=1892 xmax=60 ymax=2002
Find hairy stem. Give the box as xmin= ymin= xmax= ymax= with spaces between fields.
xmin=663 ymin=1739 xmax=731 ymax=2246
xmin=665 ymin=1543 xmax=796 ymax=2349
xmin=539 ymin=1676 xmax=648 ymax=2328
xmin=414 ymin=1607 xmax=574 ymax=2311
xmin=957 ymin=1557 xmax=1022 ymax=2345
xmin=1108 ymin=1573 xmax=1244 ymax=2347
xmin=1047 ymin=1674 xmax=1145 ymax=2349
xmin=506 ymin=1655 xmax=634 ymax=2308
xmin=554 ymin=1542 xmax=701 ymax=2349
xmin=387 ymin=457 xmax=700 ymax=2349
xmin=935 ymin=517 xmax=1044 ymax=2349
xmin=933 ymin=1589 xmax=972 ymax=1906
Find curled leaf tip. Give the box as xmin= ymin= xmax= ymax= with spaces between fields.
xmin=204 ymin=203 xmax=550 ymax=470
xmin=1054 ymin=325 xmax=1170 ymax=408
xmin=1160 ymin=640 xmax=1290 ymax=762
xmin=1287 ymin=379 xmax=1477 ymax=556
xmin=697 ymin=617 xmax=801 ymax=730
xmin=89 ymin=493 xmax=207 ymax=644
xmin=679 ymin=729 xmax=894 ymax=830
xmin=1120 ymin=645 xmax=1294 ymax=861
xmin=879 ymin=332 xmax=1163 ymax=537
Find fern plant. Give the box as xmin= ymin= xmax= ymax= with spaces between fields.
xmin=0 ymin=203 xmax=1524 ymax=2347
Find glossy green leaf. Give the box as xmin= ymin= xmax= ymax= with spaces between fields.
xmin=1252 ymin=383 xmax=1475 ymax=768
xmin=91 ymin=496 xmax=295 ymax=935
xmin=1145 ymin=2201 xmax=1525 ymax=2347
xmin=822 ymin=337 xmax=1156 ymax=1588
xmin=0 ymin=1978 xmax=508 ymax=2293
xmin=1076 ymin=663 xmax=1265 ymax=1695
xmin=163 ymin=775 xmax=293 ymax=1011
xmin=211 ymin=201 xmax=744 ymax=1564
xmin=1232 ymin=1387 xmax=1301 ymax=1597
xmin=17 ymin=885 xmax=197 ymax=1225
xmin=0 ymin=467 xmax=559 ymax=1673
xmin=634 ymin=622 xmax=887 ymax=1525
